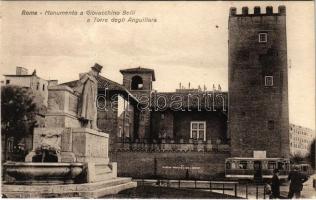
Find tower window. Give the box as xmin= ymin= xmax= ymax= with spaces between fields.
xmin=6 ymin=80 xmax=10 ymax=85
xmin=259 ymin=33 xmax=268 ymax=43
xmin=42 ymin=84 xmax=45 ymax=91
xmin=36 ymin=82 xmax=40 ymax=90
xmin=131 ymin=75 xmax=143 ymax=90
xmin=268 ymin=120 xmax=274 ymax=130
xmin=265 ymin=76 xmax=273 ymax=86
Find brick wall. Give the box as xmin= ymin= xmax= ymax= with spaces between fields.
xmin=111 ymin=151 xmax=230 ymax=180
xmin=150 ymin=110 xmax=227 ymax=143
xmin=174 ymin=111 xmax=227 ymax=143
xmin=97 ymin=92 xmax=118 ymax=145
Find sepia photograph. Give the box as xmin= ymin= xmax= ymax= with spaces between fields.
xmin=1 ymin=0 xmax=315 ymax=198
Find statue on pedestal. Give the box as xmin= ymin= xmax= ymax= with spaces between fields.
xmin=74 ymin=71 xmax=98 ymax=130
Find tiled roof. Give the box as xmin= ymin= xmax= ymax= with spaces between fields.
xmin=61 ymin=74 xmax=139 ymax=103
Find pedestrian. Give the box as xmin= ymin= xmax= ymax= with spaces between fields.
xmin=270 ymin=169 xmax=281 ymax=199
xmin=287 ymin=166 xmax=308 ymax=198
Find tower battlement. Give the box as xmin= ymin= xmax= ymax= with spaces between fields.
xmin=230 ymin=6 xmax=286 ymax=16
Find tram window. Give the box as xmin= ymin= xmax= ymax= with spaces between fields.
xmin=277 ymin=162 xmax=284 ymax=170
xmin=226 ymin=162 xmax=231 ymax=169
xmin=239 ymin=161 xmax=248 ymax=169
xmin=302 ymin=166 xmax=307 ymax=171
xmin=268 ymin=161 xmax=276 ymax=169
xmin=231 ymin=162 xmax=236 ymax=169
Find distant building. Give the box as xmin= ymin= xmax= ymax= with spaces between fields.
xmin=289 ymin=124 xmax=315 ymax=157
xmin=2 ymin=67 xmax=50 ymax=162
xmin=3 ymin=66 xmax=49 ymax=106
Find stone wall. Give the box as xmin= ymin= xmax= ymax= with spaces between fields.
xmin=45 ymin=85 xmax=81 ymax=128
xmin=150 ymin=110 xmax=174 ymax=139
xmin=150 ymin=110 xmax=227 ymax=144
xmin=111 ymin=151 xmax=230 ymax=180
xmin=97 ymin=92 xmax=118 ymax=145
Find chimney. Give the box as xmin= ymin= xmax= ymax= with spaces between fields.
xmin=16 ymin=66 xmax=28 ymax=75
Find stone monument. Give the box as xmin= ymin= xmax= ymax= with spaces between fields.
xmin=2 ymin=66 xmax=136 ymax=198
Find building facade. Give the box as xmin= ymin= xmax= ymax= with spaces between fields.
xmin=289 ymin=124 xmax=315 ymax=157
xmin=2 ymin=6 xmax=292 ymax=179
xmin=4 ymin=67 xmax=49 ymax=107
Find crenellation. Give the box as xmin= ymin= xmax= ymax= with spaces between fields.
xmin=230 ymin=5 xmax=286 ymax=17
xmin=266 ymin=6 xmax=273 ymax=15
xmin=242 ymin=7 xmax=248 ymax=15
xmin=229 ymin=7 xmax=236 ymax=16
xmin=254 ymin=6 xmax=261 ymax=15
xmin=278 ymin=5 xmax=286 ymax=15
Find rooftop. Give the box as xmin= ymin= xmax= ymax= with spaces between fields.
xmin=120 ymin=67 xmax=156 ymax=81
xmin=61 ymin=74 xmax=139 ymax=104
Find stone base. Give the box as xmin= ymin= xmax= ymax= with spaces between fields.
xmin=2 ymin=177 xmax=136 ymax=198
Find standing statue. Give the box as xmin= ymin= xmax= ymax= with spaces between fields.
xmin=74 ymin=71 xmax=98 ymax=130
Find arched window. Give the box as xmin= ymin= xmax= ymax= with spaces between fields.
xmin=131 ymin=76 xmax=143 ymax=90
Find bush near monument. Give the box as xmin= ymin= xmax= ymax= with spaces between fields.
xmin=1 ymin=85 xmax=46 ymax=160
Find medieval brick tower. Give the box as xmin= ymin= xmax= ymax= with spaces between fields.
xmin=120 ymin=67 xmax=155 ymax=139
xmin=228 ymin=6 xmax=290 ymax=158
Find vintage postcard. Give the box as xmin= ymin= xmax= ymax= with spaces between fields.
xmin=1 ymin=1 xmax=315 ymax=198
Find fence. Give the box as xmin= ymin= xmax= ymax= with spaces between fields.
xmin=115 ymin=141 xmax=230 ymax=153
xmin=135 ymin=179 xmax=269 ymax=199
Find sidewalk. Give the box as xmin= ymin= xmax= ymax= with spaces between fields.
xmin=300 ymin=173 xmax=316 ymax=199
xmin=134 ymin=177 xmax=316 ymax=199
xmin=203 ymin=175 xmax=316 ymax=199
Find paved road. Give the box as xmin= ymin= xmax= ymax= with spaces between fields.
xmin=132 ymin=176 xmax=316 ymax=199
xmin=213 ymin=174 xmax=316 ymax=199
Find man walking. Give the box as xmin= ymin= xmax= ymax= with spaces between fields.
xmin=270 ymin=169 xmax=281 ymax=199
xmin=288 ymin=166 xmax=308 ymax=198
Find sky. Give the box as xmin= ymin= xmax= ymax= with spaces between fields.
xmin=0 ymin=1 xmax=315 ymax=130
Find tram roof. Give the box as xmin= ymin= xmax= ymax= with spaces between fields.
xmin=226 ymin=157 xmax=290 ymax=161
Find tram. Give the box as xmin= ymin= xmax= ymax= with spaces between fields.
xmin=225 ymin=157 xmax=291 ymax=180
xmin=292 ymin=163 xmax=314 ymax=176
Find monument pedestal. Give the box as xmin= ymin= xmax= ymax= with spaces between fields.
xmin=2 ymin=177 xmax=136 ymax=198
xmin=2 ymin=82 xmax=136 ymax=197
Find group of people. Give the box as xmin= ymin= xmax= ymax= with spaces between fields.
xmin=269 ymin=166 xmax=309 ymax=199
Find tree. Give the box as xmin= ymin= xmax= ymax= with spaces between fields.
xmin=1 ymin=85 xmax=45 ymax=161
xmin=290 ymin=153 xmax=306 ymax=164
